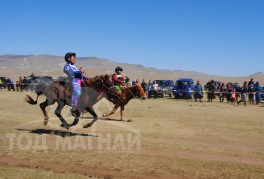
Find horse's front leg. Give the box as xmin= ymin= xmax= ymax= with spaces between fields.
xmin=70 ymin=115 xmax=80 ymax=127
xmin=103 ymin=104 xmax=120 ymax=118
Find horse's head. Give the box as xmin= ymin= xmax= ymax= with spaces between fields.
xmin=102 ymin=74 xmax=113 ymax=87
xmin=85 ymin=74 xmax=113 ymax=93
xmin=134 ymin=83 xmax=147 ymax=100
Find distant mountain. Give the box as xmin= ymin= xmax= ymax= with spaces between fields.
xmin=0 ymin=55 xmax=218 ymax=82
xmin=250 ymin=72 xmax=264 ymax=76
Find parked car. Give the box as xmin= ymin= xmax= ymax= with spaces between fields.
xmin=173 ymin=78 xmax=194 ymax=99
xmin=148 ymin=80 xmax=174 ymax=98
xmin=0 ymin=77 xmax=8 ymax=88
xmin=161 ymin=80 xmax=175 ymax=97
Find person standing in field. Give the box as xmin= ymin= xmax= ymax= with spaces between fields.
xmin=248 ymin=78 xmax=255 ymax=86
xmin=194 ymin=81 xmax=203 ymax=102
xmin=22 ymin=76 xmax=28 ymax=91
xmin=125 ymin=76 xmax=132 ymax=86
xmin=148 ymin=81 xmax=158 ymax=99
xmin=0 ymin=78 xmax=3 ymax=91
xmin=254 ymin=81 xmax=262 ymax=105
xmin=141 ymin=79 xmax=148 ymax=92
xmin=237 ymin=81 xmax=248 ymax=106
xmin=248 ymin=83 xmax=255 ymax=104
xmin=17 ymin=76 xmax=23 ymax=91
xmin=219 ymin=83 xmax=226 ymax=102
xmin=148 ymin=80 xmax=152 ymax=86
xmin=207 ymin=80 xmax=216 ymax=102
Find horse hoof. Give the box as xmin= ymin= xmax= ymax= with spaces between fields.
xmin=44 ymin=120 xmax=48 ymax=126
xmin=127 ymin=119 xmax=133 ymax=122
xmin=83 ymin=123 xmax=92 ymax=128
xmin=69 ymin=123 xmax=76 ymax=127
xmin=60 ymin=123 xmax=70 ymax=129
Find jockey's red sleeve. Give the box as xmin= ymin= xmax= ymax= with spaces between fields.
xmin=113 ymin=74 xmax=123 ymax=83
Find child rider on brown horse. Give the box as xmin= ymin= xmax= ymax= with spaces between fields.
xmin=112 ymin=67 xmax=125 ymax=94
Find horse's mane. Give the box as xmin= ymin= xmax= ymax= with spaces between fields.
xmin=90 ymin=75 xmax=104 ymax=82
xmin=88 ymin=74 xmax=110 ymax=83
xmin=81 ymin=74 xmax=112 ymax=89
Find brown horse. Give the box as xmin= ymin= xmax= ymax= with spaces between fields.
xmin=25 ymin=75 xmax=116 ymax=129
xmin=103 ymin=83 xmax=147 ymax=120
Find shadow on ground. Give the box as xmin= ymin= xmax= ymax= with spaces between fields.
xmin=16 ymin=128 xmax=99 ymax=137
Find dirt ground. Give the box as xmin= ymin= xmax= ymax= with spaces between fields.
xmin=0 ymin=90 xmax=264 ymax=179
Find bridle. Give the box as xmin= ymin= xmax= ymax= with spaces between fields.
xmin=125 ymin=85 xmax=145 ymax=100
xmin=82 ymin=76 xmax=115 ymax=96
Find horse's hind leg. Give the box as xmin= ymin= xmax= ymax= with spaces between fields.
xmin=83 ymin=106 xmax=98 ymax=128
xmin=40 ymin=99 xmax=52 ymax=126
xmin=55 ymin=101 xmax=70 ymax=129
xmin=120 ymin=105 xmax=125 ymax=121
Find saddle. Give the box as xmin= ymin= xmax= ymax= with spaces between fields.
xmin=58 ymin=81 xmax=72 ymax=89
xmin=54 ymin=81 xmax=72 ymax=99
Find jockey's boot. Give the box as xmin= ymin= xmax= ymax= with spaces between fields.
xmin=71 ymin=107 xmax=80 ymax=117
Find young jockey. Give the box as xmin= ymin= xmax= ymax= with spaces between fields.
xmin=63 ymin=52 xmax=89 ymax=116
xmin=112 ymin=67 xmax=125 ymax=94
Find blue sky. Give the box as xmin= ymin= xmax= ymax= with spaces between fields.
xmin=0 ymin=0 xmax=263 ymax=76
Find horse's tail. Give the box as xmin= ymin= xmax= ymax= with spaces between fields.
xmin=25 ymin=94 xmax=40 ymax=105
xmin=25 ymin=82 xmax=49 ymax=105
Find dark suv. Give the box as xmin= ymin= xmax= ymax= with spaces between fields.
xmin=172 ymin=78 xmax=194 ymax=99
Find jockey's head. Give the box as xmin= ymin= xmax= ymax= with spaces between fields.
xmin=65 ymin=52 xmax=76 ymax=64
xmin=115 ymin=67 xmax=123 ymax=74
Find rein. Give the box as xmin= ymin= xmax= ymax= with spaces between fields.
xmin=82 ymin=77 xmax=111 ymax=94
xmin=125 ymin=86 xmax=143 ymax=101
xmin=125 ymin=86 xmax=136 ymax=99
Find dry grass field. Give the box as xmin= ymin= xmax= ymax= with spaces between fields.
xmin=0 ymin=90 xmax=264 ymax=178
